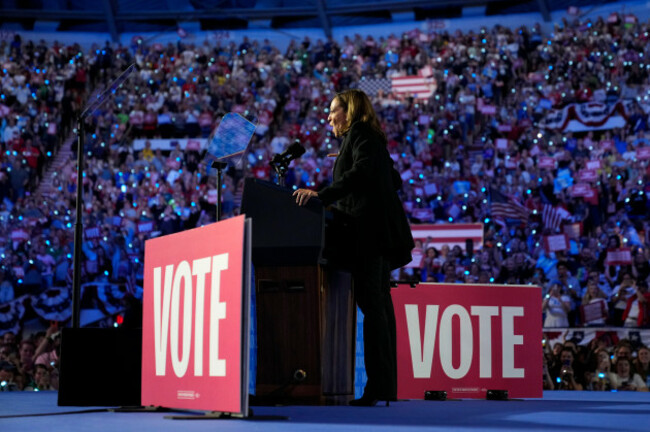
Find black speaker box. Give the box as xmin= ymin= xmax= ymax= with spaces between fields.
xmin=58 ymin=327 xmax=142 ymax=406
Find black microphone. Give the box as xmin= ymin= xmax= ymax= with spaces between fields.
xmin=270 ymin=140 xmax=306 ymax=165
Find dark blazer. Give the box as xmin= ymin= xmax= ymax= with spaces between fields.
xmin=318 ymin=121 xmax=414 ymax=270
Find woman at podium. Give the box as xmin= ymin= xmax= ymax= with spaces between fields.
xmin=294 ymin=89 xmax=414 ymax=406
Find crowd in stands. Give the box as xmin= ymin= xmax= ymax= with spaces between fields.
xmin=3 ymin=10 xmax=650 ymax=391
xmin=543 ymin=336 xmax=649 ymax=391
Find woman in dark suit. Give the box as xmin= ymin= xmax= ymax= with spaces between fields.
xmin=294 ymin=89 xmax=414 ymax=406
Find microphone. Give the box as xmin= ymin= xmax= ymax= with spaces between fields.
xmin=270 ymin=140 xmax=305 ymax=166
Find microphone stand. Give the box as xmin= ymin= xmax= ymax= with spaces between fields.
xmin=269 ymin=141 xmax=305 ymax=188
xmin=71 ymin=64 xmax=135 ymax=329
xmin=211 ymin=160 xmax=228 ymax=221
xmin=270 ymin=159 xmax=290 ymax=187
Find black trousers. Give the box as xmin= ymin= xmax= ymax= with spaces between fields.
xmin=352 ymin=254 xmax=397 ymax=400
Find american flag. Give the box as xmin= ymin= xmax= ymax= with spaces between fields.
xmin=411 ymin=223 xmax=484 ymax=251
xmin=542 ymin=204 xmax=571 ymax=231
xmin=356 ymin=78 xmax=392 ymax=96
xmin=489 ymin=188 xmax=530 ymax=224
xmin=355 ymin=75 xmax=436 ymax=100
xmin=391 ymin=75 xmax=436 ymax=99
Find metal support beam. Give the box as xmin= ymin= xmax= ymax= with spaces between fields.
xmin=1 ymin=1 xmax=502 ymax=22
xmin=316 ymin=0 xmax=332 ymax=39
xmin=103 ymin=0 xmax=120 ymax=43
xmin=536 ymin=0 xmax=551 ymax=22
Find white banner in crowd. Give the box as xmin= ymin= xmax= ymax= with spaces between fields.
xmin=540 ymin=100 xmax=635 ymax=132
xmin=133 ymin=138 xmax=207 ymax=151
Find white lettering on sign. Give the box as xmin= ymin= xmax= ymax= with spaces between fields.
xmin=404 ymin=304 xmax=524 ymax=380
xmin=439 ymin=305 xmax=472 ymax=379
xmin=153 ymin=254 xmax=229 ymax=378
xmin=405 ymin=305 xmax=438 ymax=378
xmin=170 ymin=260 xmax=192 ymax=377
xmin=470 ymin=306 xmax=499 ymax=378
xmin=501 ymin=306 xmax=524 ymax=378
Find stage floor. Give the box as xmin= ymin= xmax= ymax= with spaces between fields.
xmin=1 ymin=391 xmax=649 ymax=432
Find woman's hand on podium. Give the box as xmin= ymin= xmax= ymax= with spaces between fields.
xmin=293 ymin=188 xmax=318 ymax=206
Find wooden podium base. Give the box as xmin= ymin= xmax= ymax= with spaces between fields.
xmin=254 ymin=265 xmax=355 ymax=405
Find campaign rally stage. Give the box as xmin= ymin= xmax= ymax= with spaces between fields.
xmin=140 ymin=214 xmax=541 ymax=411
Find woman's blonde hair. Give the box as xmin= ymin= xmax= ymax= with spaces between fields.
xmin=334 ymin=89 xmax=385 ymax=138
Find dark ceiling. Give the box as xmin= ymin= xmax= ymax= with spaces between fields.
xmin=0 ymin=0 xmax=620 ymax=40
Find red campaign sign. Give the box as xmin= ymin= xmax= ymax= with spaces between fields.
xmin=600 ymin=140 xmax=614 ymax=150
xmin=578 ymin=169 xmax=598 ymax=182
xmin=495 ymin=138 xmax=508 ymax=150
xmin=412 ymin=208 xmax=433 ymax=221
xmin=480 ymin=105 xmax=497 ymax=115
xmin=10 ymin=229 xmax=29 ymax=242
xmin=24 ymin=217 xmax=40 ymax=227
xmin=538 ymin=156 xmax=556 ymax=169
xmin=142 ymin=216 xmax=248 ymax=414
xmin=393 ymin=283 xmax=542 ymax=399
xmin=585 ymin=160 xmax=602 ymax=170
xmin=580 ymin=301 xmax=607 ymax=326
xmin=166 ymin=158 xmax=181 ymax=170
xmin=544 ymin=234 xmax=569 ymax=253
xmin=504 ymin=157 xmax=518 ymax=169
xmin=583 ymin=187 xmax=596 ymax=198
xmin=497 ymin=124 xmax=512 ymax=133
xmin=584 ymin=187 xmax=599 ymax=205
xmin=13 ymin=266 xmax=25 ymax=278
xmin=636 ymin=147 xmax=650 ymax=160
xmin=187 ymin=140 xmax=201 ymax=151
xmin=605 ymin=248 xmax=632 ymax=266
xmin=570 ymin=183 xmax=592 ymax=197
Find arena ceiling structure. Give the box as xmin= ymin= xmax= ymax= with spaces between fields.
xmin=0 ymin=0 xmax=623 ymax=41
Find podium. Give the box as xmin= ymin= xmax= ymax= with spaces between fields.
xmin=241 ymin=178 xmax=355 ymax=405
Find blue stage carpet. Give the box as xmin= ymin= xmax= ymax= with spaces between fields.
xmin=1 ymin=391 xmax=649 ymax=432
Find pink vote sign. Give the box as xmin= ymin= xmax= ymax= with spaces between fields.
xmin=392 ymin=283 xmax=542 ymax=399
xmin=142 ymin=215 xmax=250 ymax=414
